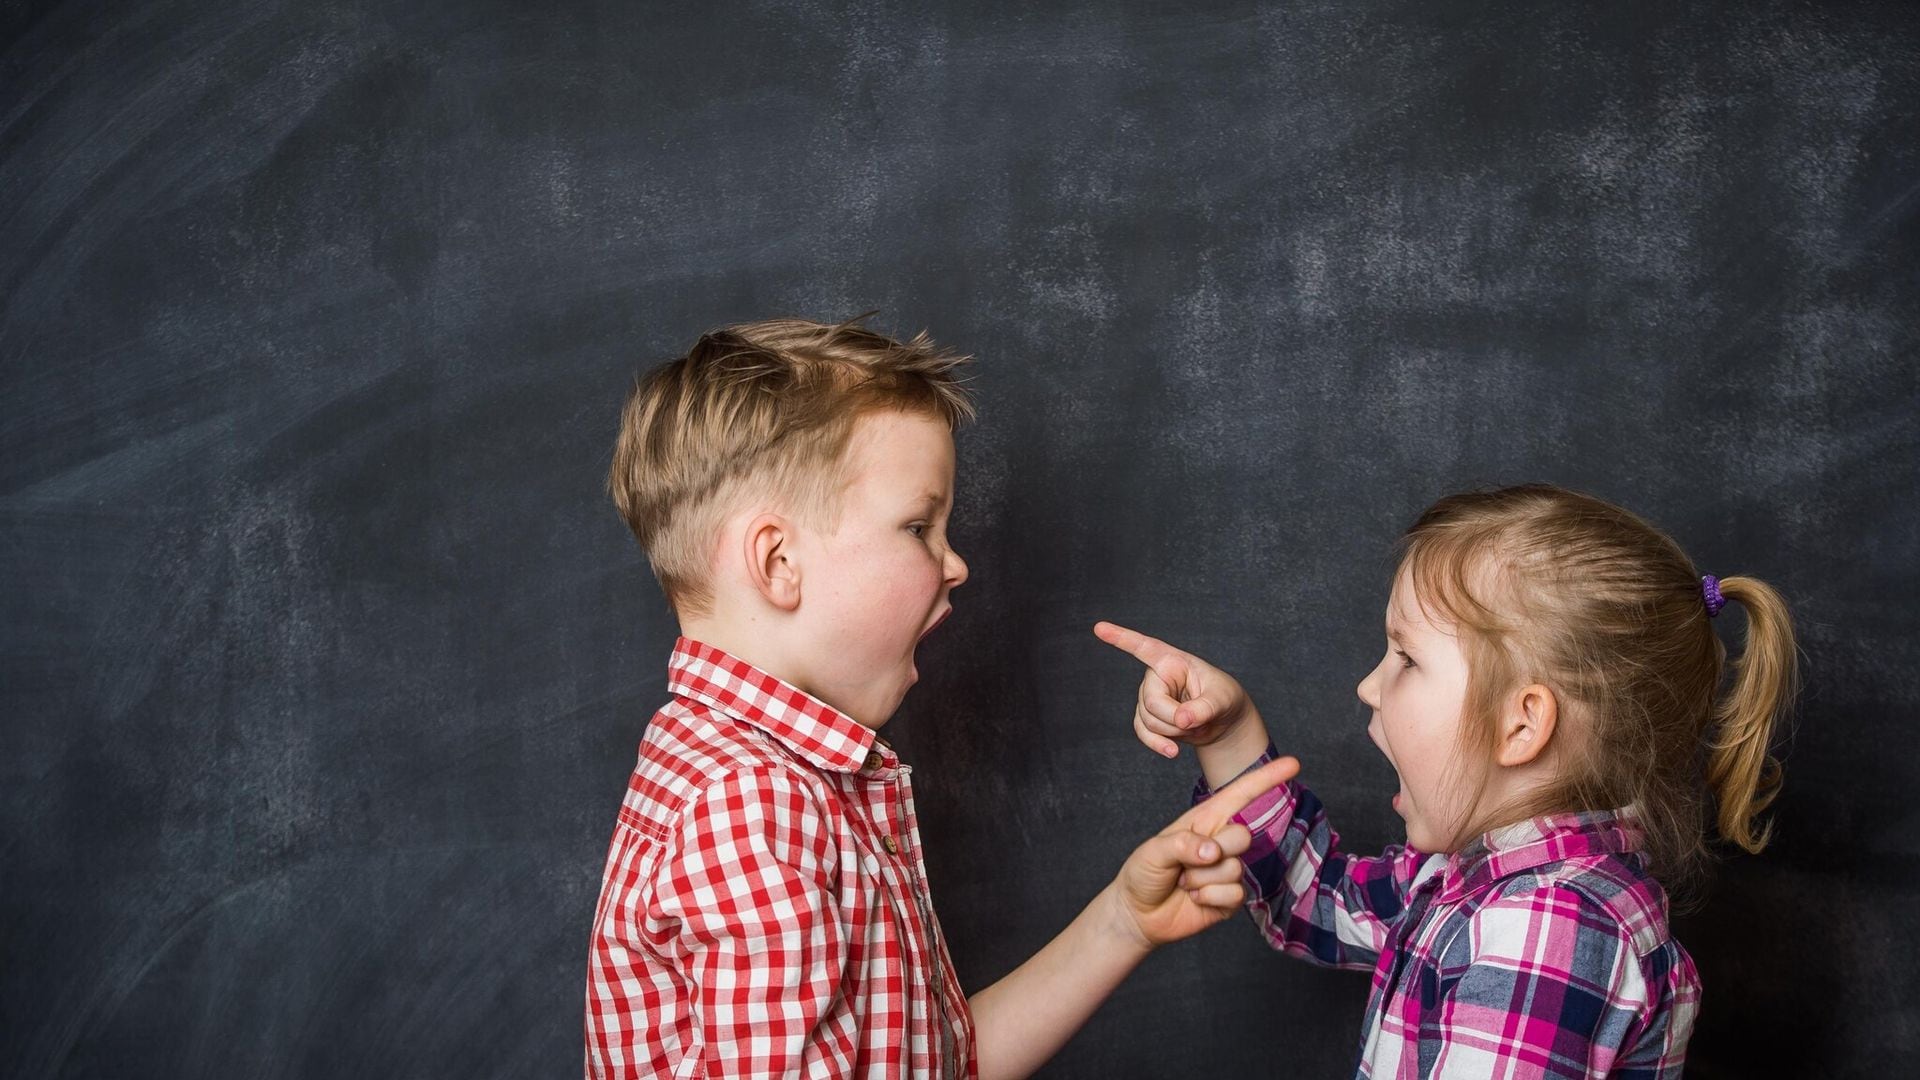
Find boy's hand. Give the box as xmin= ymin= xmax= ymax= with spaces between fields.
xmin=1112 ymin=756 xmax=1300 ymax=949
xmin=1094 ymin=621 xmax=1259 ymax=758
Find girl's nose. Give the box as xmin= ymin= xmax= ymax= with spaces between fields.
xmin=1357 ymin=665 xmax=1382 ymax=710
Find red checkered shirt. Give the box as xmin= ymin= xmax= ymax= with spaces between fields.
xmin=586 ymin=638 xmax=976 ymax=1079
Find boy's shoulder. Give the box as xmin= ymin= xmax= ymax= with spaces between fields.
xmin=619 ymin=696 xmax=839 ymax=844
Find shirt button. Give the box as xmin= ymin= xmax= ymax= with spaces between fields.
xmin=882 ymin=835 xmax=899 ymax=855
xmin=864 ymin=750 xmax=883 ymax=772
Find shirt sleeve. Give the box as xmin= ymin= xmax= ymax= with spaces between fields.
xmin=1196 ymin=745 xmax=1431 ymax=971
xmin=651 ymin=763 xmax=858 ymax=1079
xmin=1424 ymin=884 xmax=1661 ymax=1079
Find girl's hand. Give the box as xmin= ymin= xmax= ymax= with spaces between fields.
xmin=1094 ymin=621 xmax=1261 ymax=758
xmin=1112 ymin=756 xmax=1301 ymax=948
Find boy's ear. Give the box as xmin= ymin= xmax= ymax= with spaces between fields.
xmin=1494 ymin=683 xmax=1558 ymax=768
xmin=743 ymin=512 xmax=802 ymax=611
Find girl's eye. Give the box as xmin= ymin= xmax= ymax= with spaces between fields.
xmin=1396 ymin=649 xmax=1416 ymax=670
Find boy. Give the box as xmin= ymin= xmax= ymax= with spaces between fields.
xmin=586 ymin=317 xmax=1295 ymax=1078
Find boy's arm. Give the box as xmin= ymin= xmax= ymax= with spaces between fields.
xmin=969 ymin=758 xmax=1299 ymax=1080
xmin=650 ymin=764 xmax=856 ymax=1077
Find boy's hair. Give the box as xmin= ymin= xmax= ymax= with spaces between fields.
xmin=1400 ymin=484 xmax=1798 ymax=900
xmin=609 ymin=315 xmax=974 ymax=615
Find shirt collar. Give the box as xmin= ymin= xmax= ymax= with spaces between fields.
xmin=1436 ymin=807 xmax=1643 ymax=904
xmin=666 ymin=637 xmax=892 ymax=775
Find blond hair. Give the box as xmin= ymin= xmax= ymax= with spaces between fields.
xmin=609 ymin=315 xmax=973 ymax=615
xmin=1398 ymin=484 xmax=1798 ymax=898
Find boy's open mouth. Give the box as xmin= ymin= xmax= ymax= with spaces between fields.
xmin=918 ymin=606 xmax=951 ymax=642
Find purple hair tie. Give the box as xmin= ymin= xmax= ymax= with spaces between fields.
xmin=1701 ymin=574 xmax=1727 ymax=618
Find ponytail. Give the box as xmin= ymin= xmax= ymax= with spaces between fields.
xmin=1705 ymin=576 xmax=1799 ymax=853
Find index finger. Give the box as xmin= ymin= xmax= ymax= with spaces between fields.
xmin=1094 ymin=620 xmax=1187 ymax=673
xmin=1178 ymin=756 xmax=1301 ymax=837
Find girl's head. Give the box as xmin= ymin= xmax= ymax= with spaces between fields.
xmin=1358 ymin=484 xmax=1797 ymax=892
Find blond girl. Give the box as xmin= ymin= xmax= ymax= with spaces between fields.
xmin=1100 ymin=484 xmax=1797 ymax=1078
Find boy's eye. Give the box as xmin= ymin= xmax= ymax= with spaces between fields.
xmin=1396 ymin=649 xmax=1416 ymax=670
xmin=906 ymin=523 xmax=927 ymax=538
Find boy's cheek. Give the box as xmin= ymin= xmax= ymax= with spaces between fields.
xmin=870 ymin=561 xmax=943 ymax=624
xmin=828 ymin=601 xmax=920 ymax=662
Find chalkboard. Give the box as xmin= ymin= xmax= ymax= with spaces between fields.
xmin=5 ymin=1 xmax=1917 ymax=1076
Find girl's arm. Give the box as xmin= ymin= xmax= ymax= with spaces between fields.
xmin=1092 ymin=622 xmax=1430 ymax=971
xmin=1198 ymin=742 xmax=1430 ymax=970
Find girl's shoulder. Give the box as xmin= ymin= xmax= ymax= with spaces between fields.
xmin=1451 ymin=849 xmax=1680 ymax=973
xmin=1436 ymin=812 xmax=1677 ymax=959
xmin=1414 ymin=850 xmax=1701 ymax=1070
xmin=1426 ymin=856 xmax=1700 ymax=1037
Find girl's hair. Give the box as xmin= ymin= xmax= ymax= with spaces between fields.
xmin=1400 ymin=484 xmax=1798 ymax=897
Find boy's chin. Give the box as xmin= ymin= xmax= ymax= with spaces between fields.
xmin=845 ymin=651 xmax=929 ymax=728
xmin=848 ymin=685 xmax=911 ymax=731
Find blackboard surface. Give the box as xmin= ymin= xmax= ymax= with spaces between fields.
xmin=5 ymin=1 xmax=1917 ymax=1076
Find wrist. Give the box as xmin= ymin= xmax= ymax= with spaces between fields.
xmin=1196 ymin=716 xmax=1271 ymax=788
xmin=1100 ymin=880 xmax=1158 ymax=958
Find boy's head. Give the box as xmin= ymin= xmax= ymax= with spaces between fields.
xmin=610 ymin=316 xmax=975 ymax=726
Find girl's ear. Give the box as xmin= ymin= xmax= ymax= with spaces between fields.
xmin=1495 ymin=683 xmax=1558 ymax=768
xmin=743 ymin=512 xmax=802 ymax=611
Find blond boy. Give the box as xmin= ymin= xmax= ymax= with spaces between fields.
xmin=586 ymin=317 xmax=1294 ymax=1079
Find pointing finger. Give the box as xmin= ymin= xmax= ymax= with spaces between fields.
xmin=1179 ymin=756 xmax=1300 ymax=837
xmin=1095 ymin=621 xmax=1192 ymax=690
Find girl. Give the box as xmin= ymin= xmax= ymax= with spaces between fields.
xmin=1097 ymin=483 xmax=1797 ymax=1078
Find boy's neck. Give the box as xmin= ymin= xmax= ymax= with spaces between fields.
xmin=680 ymin=611 xmax=789 ymax=679
xmin=677 ymin=609 xmax=847 ymax=721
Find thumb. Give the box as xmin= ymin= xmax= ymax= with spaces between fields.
xmin=1174 ymin=694 xmax=1217 ymax=730
xmin=1130 ymin=829 xmax=1222 ymax=894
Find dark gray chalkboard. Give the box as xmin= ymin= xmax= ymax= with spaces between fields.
xmin=5 ymin=1 xmax=1916 ymax=1076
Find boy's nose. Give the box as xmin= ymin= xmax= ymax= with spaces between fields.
xmin=945 ymin=548 xmax=969 ymax=588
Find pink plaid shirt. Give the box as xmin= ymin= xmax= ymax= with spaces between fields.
xmin=1206 ymin=749 xmax=1700 ymax=1078
xmin=586 ymin=638 xmax=975 ymax=1079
